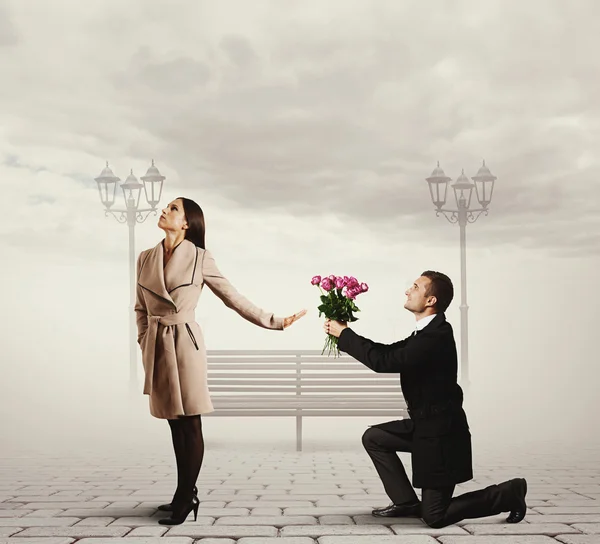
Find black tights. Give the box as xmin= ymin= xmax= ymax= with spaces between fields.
xmin=167 ymin=415 xmax=204 ymax=504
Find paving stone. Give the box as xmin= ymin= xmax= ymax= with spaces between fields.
xmin=126 ymin=527 xmax=169 ymax=536
xmin=534 ymin=507 xmax=600 ymax=514
xmin=463 ymin=523 xmax=580 ymax=535
xmin=14 ymin=503 xmax=111 ymax=509
xmin=214 ymin=515 xmax=316 ymax=526
xmin=0 ymin=528 xmax=22 ymax=537
xmin=342 ymin=494 xmax=387 ymax=501
xmin=106 ymin=502 xmax=143 ymax=508
xmin=318 ymin=538 xmax=439 ymax=544
xmin=555 ymin=536 xmax=600 ymax=544
xmin=15 ymin=527 xmax=130 ymax=537
xmin=390 ymin=524 xmax=469 ymax=535
xmin=0 ymin=518 xmax=81 ymax=527
xmin=571 ymin=524 xmax=600 ymax=533
xmin=0 ymin=539 xmax=75 ymax=544
xmin=165 ymin=526 xmax=278 ymax=537
xmin=257 ymin=495 xmax=338 ymax=502
xmin=0 ymin=510 xmax=31 ymax=517
xmin=281 ymin=524 xmax=393 ymax=536
xmin=109 ymin=517 xmax=214 ymax=527
xmin=6 ymin=497 xmax=92 ymax=503
xmin=250 ymin=507 xmax=282 ymax=515
xmin=75 ymin=539 xmax=193 ymax=544
xmin=227 ymin=500 xmax=314 ymax=507
xmin=285 ymin=507 xmax=372 ymax=516
xmin=316 ymin=498 xmax=382 ymax=506
xmin=547 ymin=500 xmax=600 ymax=506
xmin=438 ymin=537 xmax=561 ymax=544
xmin=72 ymin=517 xmax=115 ymax=526
xmin=22 ymin=510 xmax=66 ymax=517
xmin=246 ymin=489 xmax=291 ymax=496
xmin=352 ymin=515 xmax=426 ymax=526
xmin=318 ymin=516 xmax=354 ymax=525
xmin=57 ymin=508 xmax=156 ymax=517
xmin=238 ymin=538 xmax=316 ymax=544
xmin=525 ymin=515 xmax=600 ymax=523
xmin=196 ymin=508 xmax=249 ymax=516
xmin=194 ymin=539 xmax=235 ymax=544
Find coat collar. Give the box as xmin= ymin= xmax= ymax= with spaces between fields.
xmin=138 ymin=239 xmax=199 ymax=306
xmin=414 ymin=312 xmax=446 ymax=335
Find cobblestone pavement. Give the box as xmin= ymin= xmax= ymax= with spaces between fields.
xmin=1 ymin=427 xmax=599 ymax=544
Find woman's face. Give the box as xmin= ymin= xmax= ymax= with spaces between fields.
xmin=158 ymin=198 xmax=188 ymax=233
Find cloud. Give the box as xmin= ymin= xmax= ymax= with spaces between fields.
xmin=0 ymin=0 xmax=599 ymax=258
xmin=0 ymin=1 xmax=18 ymax=47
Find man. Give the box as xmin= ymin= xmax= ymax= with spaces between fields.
xmin=324 ymin=271 xmax=527 ymax=528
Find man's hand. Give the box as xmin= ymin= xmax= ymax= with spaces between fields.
xmin=324 ymin=318 xmax=348 ymax=338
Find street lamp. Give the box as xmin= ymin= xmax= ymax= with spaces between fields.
xmin=94 ymin=160 xmax=166 ymax=394
xmin=425 ymin=160 xmax=497 ymax=393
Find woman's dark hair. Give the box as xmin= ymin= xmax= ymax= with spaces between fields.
xmin=421 ymin=270 xmax=454 ymax=313
xmin=178 ymin=197 xmax=206 ymax=249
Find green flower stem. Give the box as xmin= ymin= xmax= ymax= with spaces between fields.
xmin=321 ymin=333 xmax=341 ymax=358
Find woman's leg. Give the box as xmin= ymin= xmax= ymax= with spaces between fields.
xmin=167 ymin=418 xmax=187 ymax=504
xmin=179 ymin=415 xmax=205 ymax=501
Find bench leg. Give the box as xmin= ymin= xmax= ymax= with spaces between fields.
xmin=296 ymin=415 xmax=302 ymax=452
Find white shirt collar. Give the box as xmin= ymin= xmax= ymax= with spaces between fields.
xmin=415 ymin=313 xmax=437 ymax=333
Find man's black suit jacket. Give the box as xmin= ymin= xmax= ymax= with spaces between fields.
xmin=337 ymin=312 xmax=473 ymax=489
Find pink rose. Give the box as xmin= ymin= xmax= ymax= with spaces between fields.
xmin=321 ymin=278 xmax=334 ymax=291
xmin=360 ymin=282 xmax=369 ymax=292
xmin=311 ymin=275 xmax=322 ymax=285
xmin=335 ymin=277 xmax=345 ymax=289
xmin=328 ymin=275 xmax=336 ymax=282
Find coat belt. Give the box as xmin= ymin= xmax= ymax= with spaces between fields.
xmin=142 ymin=311 xmax=196 ymax=395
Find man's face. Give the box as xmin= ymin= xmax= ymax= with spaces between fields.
xmin=404 ymin=276 xmax=435 ymax=314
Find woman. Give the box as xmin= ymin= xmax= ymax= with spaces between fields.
xmin=134 ymin=197 xmax=306 ymax=525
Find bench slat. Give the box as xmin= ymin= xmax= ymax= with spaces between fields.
xmin=208 ymin=386 xmax=402 ymax=392
xmin=210 ymin=394 xmax=401 ymax=400
xmin=207 ymin=373 xmax=397 ymax=379
xmin=212 ymin=397 xmax=403 ymax=404
xmin=206 ymin=410 xmax=408 ymax=417
xmin=207 ymin=379 xmax=399 ymax=386
xmin=208 ymin=364 xmax=375 ymax=371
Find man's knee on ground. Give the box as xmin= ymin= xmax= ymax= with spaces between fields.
xmin=422 ymin=512 xmax=449 ymax=529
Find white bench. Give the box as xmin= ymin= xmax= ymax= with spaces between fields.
xmin=205 ymin=350 xmax=408 ymax=451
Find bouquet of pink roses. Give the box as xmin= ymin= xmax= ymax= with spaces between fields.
xmin=311 ymin=274 xmax=369 ymax=357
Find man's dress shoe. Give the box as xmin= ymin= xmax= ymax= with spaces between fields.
xmin=506 ymin=478 xmax=527 ymax=523
xmin=372 ymin=501 xmax=421 ymax=517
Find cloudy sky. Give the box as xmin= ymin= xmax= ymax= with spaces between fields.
xmin=1 ymin=0 xmax=599 ymax=451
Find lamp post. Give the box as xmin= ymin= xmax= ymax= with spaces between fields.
xmin=94 ymin=160 xmax=166 ymax=395
xmin=425 ymin=160 xmax=496 ymax=393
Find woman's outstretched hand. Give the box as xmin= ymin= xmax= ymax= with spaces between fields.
xmin=283 ymin=309 xmax=308 ymax=329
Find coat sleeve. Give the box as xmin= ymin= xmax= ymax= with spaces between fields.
xmin=201 ymin=249 xmax=285 ymax=330
xmin=337 ymin=327 xmax=437 ymax=373
xmin=134 ymin=252 xmax=149 ymax=344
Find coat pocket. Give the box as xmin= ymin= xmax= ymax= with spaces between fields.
xmin=185 ymin=323 xmax=199 ymax=350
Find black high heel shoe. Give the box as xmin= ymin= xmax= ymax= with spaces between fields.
xmin=158 ymin=495 xmax=200 ymax=525
xmin=157 ymin=485 xmax=198 ymax=512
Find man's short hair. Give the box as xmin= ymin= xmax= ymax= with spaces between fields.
xmin=421 ymin=270 xmax=454 ymax=313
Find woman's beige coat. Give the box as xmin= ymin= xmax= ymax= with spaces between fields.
xmin=135 ymin=239 xmax=284 ymax=419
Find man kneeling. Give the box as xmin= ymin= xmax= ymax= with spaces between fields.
xmin=324 ymin=271 xmax=527 ymax=528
